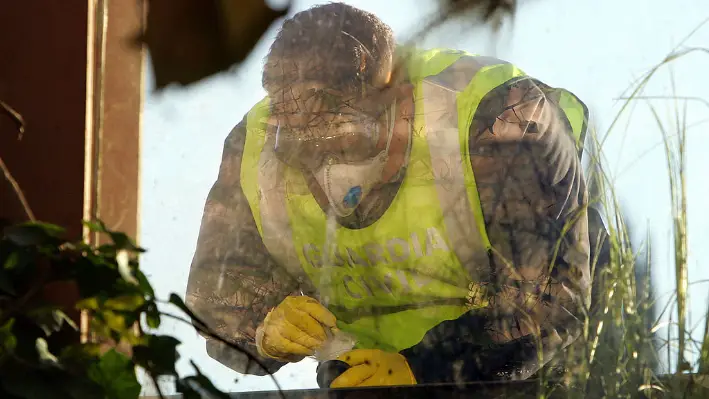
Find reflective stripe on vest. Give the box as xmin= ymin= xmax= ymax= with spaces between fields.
xmin=240 ymin=48 xmax=585 ymax=352
xmin=558 ymin=89 xmax=589 ymax=158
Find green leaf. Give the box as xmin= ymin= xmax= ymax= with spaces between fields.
xmin=145 ymin=301 xmax=161 ymax=329
xmin=88 ymin=308 xmax=138 ymax=345
xmin=82 ymin=220 xmax=107 ymax=233
xmin=0 ymin=266 xmax=16 ymax=295
xmin=36 ymin=337 xmax=59 ymax=365
xmin=176 ymin=361 xmax=230 ymax=399
xmin=3 ymin=251 xmax=19 ymax=270
xmin=104 ymin=294 xmax=145 ymax=311
xmin=27 ymin=308 xmax=78 ymax=336
xmin=3 ymin=247 xmax=34 ymax=272
xmin=87 ymin=321 xmax=113 ymax=346
xmin=102 ymin=310 xmax=129 ymax=332
xmin=22 ymin=222 xmax=65 ymax=237
xmin=4 ymin=223 xmax=64 ymax=246
xmin=76 ymin=297 xmax=100 ymax=310
xmin=132 ymin=335 xmax=180 ymax=376
xmin=87 ymin=349 xmax=141 ymax=399
xmin=135 ymin=270 xmax=155 ymax=299
xmin=0 ymin=319 xmax=17 ymax=357
xmin=97 ymin=244 xmax=117 ymax=255
xmin=109 ymin=232 xmax=144 ymax=252
xmin=73 ymin=264 xmax=126 ymax=299
xmin=116 ymin=250 xmax=139 ymax=285
xmin=83 ymin=220 xmax=145 ymax=252
xmin=59 ymin=343 xmax=102 ymax=370
xmin=0 ymin=364 xmax=73 ymax=399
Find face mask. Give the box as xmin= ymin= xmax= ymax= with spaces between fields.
xmin=313 ymin=102 xmax=396 ymax=217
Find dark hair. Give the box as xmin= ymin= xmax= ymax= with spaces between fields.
xmin=263 ymin=3 xmax=395 ymax=96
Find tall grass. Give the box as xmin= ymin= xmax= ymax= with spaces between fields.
xmin=551 ymin=18 xmax=709 ymax=399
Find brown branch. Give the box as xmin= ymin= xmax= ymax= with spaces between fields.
xmin=0 ymin=156 xmax=35 ymax=222
xmin=1 ymin=99 xmax=36 ymax=221
xmin=1 ymin=100 xmax=26 ymax=140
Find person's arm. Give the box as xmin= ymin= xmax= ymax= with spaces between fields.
xmin=185 ymin=115 xmax=300 ymax=376
xmin=401 ymin=77 xmax=592 ymax=383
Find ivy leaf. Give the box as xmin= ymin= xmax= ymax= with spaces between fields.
xmin=82 ymin=220 xmax=107 ymax=233
xmin=76 ymin=297 xmax=100 ymax=311
xmin=21 ymin=222 xmax=65 ymax=237
xmin=145 ymin=301 xmax=161 ymax=330
xmin=116 ymin=250 xmax=139 ymax=286
xmin=109 ymin=232 xmax=145 ymax=253
xmin=87 ymin=349 xmax=141 ymax=399
xmin=3 ymin=250 xmax=19 ymax=270
xmin=36 ymin=337 xmax=60 ymax=365
xmin=0 ymin=364 xmax=73 ymax=399
xmin=73 ymin=262 xmax=126 ymax=299
xmin=132 ymin=335 xmax=181 ymax=376
xmin=104 ymin=294 xmax=146 ymax=312
xmin=3 ymin=247 xmax=35 ymax=274
xmin=59 ymin=343 xmax=103 ymax=371
xmin=102 ymin=310 xmax=129 ymax=333
xmin=0 ymin=319 xmax=17 ymax=357
xmin=97 ymin=243 xmax=118 ymax=254
xmin=83 ymin=220 xmax=145 ymax=253
xmin=87 ymin=321 xmax=114 ymax=347
xmin=135 ymin=270 xmax=155 ymax=299
xmin=4 ymin=223 xmax=64 ymax=247
xmin=0 ymin=266 xmax=16 ymax=295
xmin=27 ymin=308 xmax=78 ymax=336
xmin=176 ymin=361 xmax=230 ymax=399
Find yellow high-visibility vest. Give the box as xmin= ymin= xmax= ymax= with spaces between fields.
xmin=240 ymin=48 xmax=588 ymax=352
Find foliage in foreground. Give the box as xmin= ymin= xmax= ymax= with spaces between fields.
xmin=545 ymin=21 xmax=709 ymax=398
xmin=0 ymin=220 xmax=277 ymax=399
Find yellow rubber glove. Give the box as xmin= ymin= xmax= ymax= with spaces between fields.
xmin=255 ymin=296 xmax=337 ymax=362
xmin=330 ymin=349 xmax=417 ymax=388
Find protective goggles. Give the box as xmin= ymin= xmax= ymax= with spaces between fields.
xmin=269 ymin=118 xmax=384 ymax=171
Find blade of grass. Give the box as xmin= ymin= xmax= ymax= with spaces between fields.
xmin=649 ymin=102 xmax=689 ymax=373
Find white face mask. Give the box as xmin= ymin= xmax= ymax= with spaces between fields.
xmin=313 ymin=103 xmax=396 ymax=217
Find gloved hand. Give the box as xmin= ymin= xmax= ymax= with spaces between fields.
xmin=330 ymin=349 xmax=417 ymax=388
xmin=255 ymin=296 xmax=337 ymax=362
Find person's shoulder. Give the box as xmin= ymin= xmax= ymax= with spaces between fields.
xmin=397 ymin=46 xmax=475 ymax=79
xmin=224 ymin=96 xmax=271 ymax=149
xmin=244 ymin=96 xmax=271 ymax=129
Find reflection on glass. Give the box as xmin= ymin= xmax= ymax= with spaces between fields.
xmin=140 ymin=0 xmax=709 ymax=397
xmin=184 ymin=1 xmax=593 ymax=390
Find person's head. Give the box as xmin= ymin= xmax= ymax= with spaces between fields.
xmin=262 ymin=3 xmax=407 ymax=217
xmin=263 ymin=3 xmax=396 ymax=103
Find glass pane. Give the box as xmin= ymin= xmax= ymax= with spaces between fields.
xmin=138 ymin=0 xmax=709 ymax=396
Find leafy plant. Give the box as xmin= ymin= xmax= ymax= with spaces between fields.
xmin=0 ymin=220 xmax=277 ymax=399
